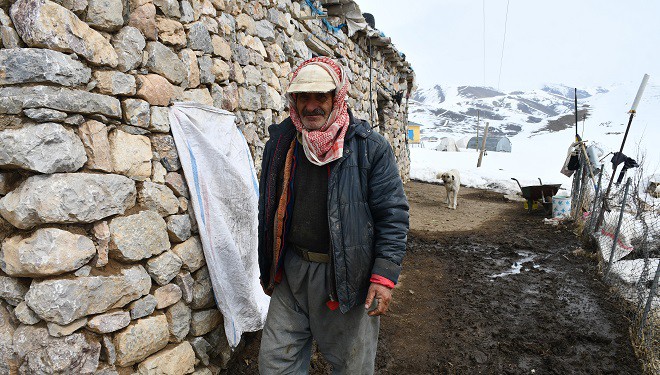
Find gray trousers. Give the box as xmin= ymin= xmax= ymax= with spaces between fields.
xmin=259 ymin=251 xmax=379 ymax=375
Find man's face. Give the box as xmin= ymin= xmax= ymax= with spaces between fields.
xmin=295 ymin=91 xmax=334 ymax=131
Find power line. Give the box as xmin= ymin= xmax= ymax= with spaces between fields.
xmin=483 ymin=0 xmax=486 ymax=87
xmin=497 ymin=0 xmax=510 ymax=91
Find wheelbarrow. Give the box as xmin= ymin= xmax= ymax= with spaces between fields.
xmin=511 ymin=178 xmax=562 ymax=213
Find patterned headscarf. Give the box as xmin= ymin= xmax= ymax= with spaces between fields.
xmin=287 ymin=57 xmax=350 ymax=166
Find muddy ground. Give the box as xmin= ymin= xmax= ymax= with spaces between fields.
xmin=227 ymin=181 xmax=643 ymax=374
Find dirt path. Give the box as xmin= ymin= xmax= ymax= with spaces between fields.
xmin=227 ymin=181 xmax=642 ymax=374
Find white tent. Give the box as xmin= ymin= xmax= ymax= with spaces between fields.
xmin=456 ymin=136 xmax=470 ymax=149
xmin=435 ymin=137 xmax=459 ymax=152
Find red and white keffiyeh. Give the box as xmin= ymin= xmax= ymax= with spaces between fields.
xmin=288 ymin=57 xmax=350 ymax=166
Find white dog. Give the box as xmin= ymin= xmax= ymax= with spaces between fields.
xmin=437 ymin=169 xmax=461 ymax=209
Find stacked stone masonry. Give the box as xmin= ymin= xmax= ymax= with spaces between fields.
xmin=0 ymin=0 xmax=414 ymax=373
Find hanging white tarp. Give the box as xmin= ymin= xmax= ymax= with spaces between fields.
xmin=169 ymin=102 xmax=269 ymax=348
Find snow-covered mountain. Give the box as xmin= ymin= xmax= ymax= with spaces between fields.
xmin=408 ymin=80 xmax=660 ymax=180
xmin=408 ymin=83 xmax=601 ymax=138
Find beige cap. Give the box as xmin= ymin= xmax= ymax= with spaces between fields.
xmin=287 ymin=64 xmax=336 ymax=93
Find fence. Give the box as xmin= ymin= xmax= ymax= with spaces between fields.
xmin=569 ymin=151 xmax=659 ymax=373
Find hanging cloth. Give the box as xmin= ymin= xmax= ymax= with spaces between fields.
xmin=611 ymin=152 xmax=639 ymax=185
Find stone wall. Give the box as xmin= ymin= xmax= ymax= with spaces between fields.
xmin=0 ymin=0 xmax=414 ymax=373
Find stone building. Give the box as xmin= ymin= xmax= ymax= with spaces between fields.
xmin=0 ymin=0 xmax=414 ymax=373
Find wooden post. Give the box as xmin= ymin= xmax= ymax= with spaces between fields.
xmin=476 ymin=110 xmax=480 ymax=152
xmin=477 ymin=122 xmax=489 ymax=167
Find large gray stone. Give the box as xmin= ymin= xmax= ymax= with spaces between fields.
xmin=50 ymin=0 xmax=87 ymax=13
xmin=145 ymin=250 xmax=182 ymax=286
xmin=94 ymin=70 xmax=136 ymax=95
xmin=165 ymin=171 xmax=189 ymax=198
xmin=190 ymin=308 xmax=222 ymax=336
xmin=14 ymin=301 xmax=41 ymax=325
xmin=238 ymin=86 xmax=261 ymax=111
xmin=155 ymin=16 xmax=186 ymax=47
xmin=179 ymin=0 xmax=193 ymax=22
xmin=23 ymin=108 xmax=68 ymax=122
xmin=0 ymin=228 xmax=96 ymax=277
xmin=121 ymin=98 xmax=150 ymax=128
xmin=0 ymin=85 xmax=121 ymax=118
xmin=87 ymin=310 xmax=131 ymax=333
xmin=86 ymin=0 xmax=123 ymax=31
xmin=109 ymin=210 xmax=170 ymax=262
xmin=136 ymin=341 xmax=195 ymax=374
xmin=258 ymin=83 xmax=283 ymax=111
xmin=78 ymin=119 xmax=113 ymax=172
xmin=112 ymin=26 xmax=146 ymax=72
xmin=211 ymin=35 xmax=231 ymax=60
xmin=113 ymin=314 xmax=169 ymax=367
xmin=165 ymin=300 xmax=190 ymax=342
xmin=242 ymin=64 xmax=261 ymax=86
xmin=128 ymin=294 xmax=157 ymax=319
xmin=138 ymin=181 xmax=179 ymax=216
xmin=221 ymin=82 xmax=238 ymax=111
xmin=24 ymin=264 xmax=151 ymax=325
xmin=151 ymin=134 xmax=181 ymax=171
xmin=0 ymin=173 xmax=136 ymax=230
xmin=197 ymin=55 xmax=214 ymax=84
xmin=187 ymin=21 xmax=213 ymax=53
xmin=0 ymin=276 xmax=29 ymax=306
xmin=182 ymin=88 xmax=213 ymax=105
xmin=166 ymin=214 xmax=192 ymax=243
xmin=100 ymin=337 xmax=116 ymax=367
xmin=144 ymin=41 xmax=186 ymax=84
xmin=190 ymin=336 xmax=211 ymax=366
xmin=0 ymin=25 xmax=22 ymax=49
xmin=153 ymin=0 xmax=180 ymax=18
xmin=10 ymin=0 xmax=119 ymax=67
xmin=0 ymin=48 xmax=91 ymax=86
xmin=175 ymin=271 xmax=194 ymax=304
xmin=154 ymin=283 xmax=182 ymax=309
xmin=255 ymin=19 xmax=275 ymax=41
xmin=172 ymin=236 xmax=205 ymax=273
xmin=108 ymin=129 xmax=152 ymax=180
xmin=128 ymin=2 xmax=157 ymax=40
xmin=149 ymin=106 xmax=171 ymax=133
xmin=190 ymin=267 xmax=213 ymax=309
xmin=204 ymin=325 xmax=231 ymax=366
xmin=46 ymin=317 xmax=88 ymax=337
xmin=0 ymin=122 xmax=87 ymax=173
xmin=13 ymin=325 xmax=100 ymax=374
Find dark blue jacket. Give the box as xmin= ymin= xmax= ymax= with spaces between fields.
xmin=258 ymin=113 xmax=409 ymax=313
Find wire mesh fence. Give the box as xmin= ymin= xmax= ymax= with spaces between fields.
xmin=569 ymin=150 xmax=659 ymax=373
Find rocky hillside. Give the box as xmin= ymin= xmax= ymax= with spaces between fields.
xmin=409 ymin=83 xmax=601 ymax=138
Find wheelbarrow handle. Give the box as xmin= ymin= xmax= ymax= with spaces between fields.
xmin=511 ymin=178 xmax=523 ymax=190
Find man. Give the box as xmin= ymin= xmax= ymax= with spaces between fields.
xmin=257 ymin=56 xmax=409 ymax=374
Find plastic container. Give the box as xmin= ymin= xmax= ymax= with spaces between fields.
xmin=552 ymin=195 xmax=571 ymax=218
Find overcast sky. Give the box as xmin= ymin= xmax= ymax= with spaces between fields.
xmin=355 ymin=0 xmax=659 ymax=92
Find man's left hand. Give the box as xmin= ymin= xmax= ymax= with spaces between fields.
xmin=364 ymin=283 xmax=392 ymax=316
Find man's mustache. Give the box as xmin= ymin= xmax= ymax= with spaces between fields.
xmin=301 ymin=108 xmax=326 ymax=117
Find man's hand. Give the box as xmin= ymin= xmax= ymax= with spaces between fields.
xmin=364 ymin=283 xmax=392 ymax=316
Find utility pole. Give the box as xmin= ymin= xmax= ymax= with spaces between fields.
xmin=595 ymin=74 xmax=649 ymax=230
xmin=477 ymin=122 xmax=489 ymax=167
xmin=476 ymin=110 xmax=480 ymax=152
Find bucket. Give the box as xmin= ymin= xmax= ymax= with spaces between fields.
xmin=552 ymin=195 xmax=571 ymax=218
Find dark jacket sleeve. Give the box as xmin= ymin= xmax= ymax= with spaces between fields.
xmin=367 ymin=138 xmax=409 ymax=284
xmin=257 ymin=134 xmax=274 ymax=285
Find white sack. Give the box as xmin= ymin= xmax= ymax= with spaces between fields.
xmin=598 ymin=211 xmax=641 ymax=263
xmin=169 ymin=102 xmax=269 ymax=348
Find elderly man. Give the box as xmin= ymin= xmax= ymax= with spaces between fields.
xmin=257 ymin=57 xmax=409 ymax=374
